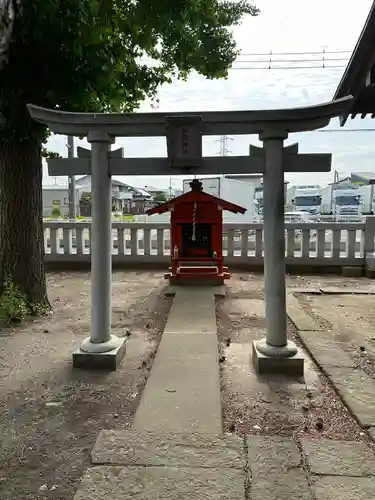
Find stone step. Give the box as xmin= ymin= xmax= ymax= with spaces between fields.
xmin=169 ymin=263 xmax=229 ymax=271
xmin=73 ymin=430 xmax=246 ymax=500
xmin=320 ymin=287 xmax=375 ymax=295
xmin=74 ymin=433 xmax=375 ymax=500
xmin=91 ymin=430 xmax=245 ymax=468
xmin=178 ymin=265 xmax=219 ymax=274
xmin=73 ymin=465 xmax=246 ymax=500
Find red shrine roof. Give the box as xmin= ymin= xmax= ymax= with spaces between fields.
xmin=146 ymin=179 xmax=247 ymax=216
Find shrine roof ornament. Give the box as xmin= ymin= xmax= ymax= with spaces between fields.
xmin=27 ymin=96 xmax=353 ymax=137
xmin=189 ymin=179 xmax=203 ymax=192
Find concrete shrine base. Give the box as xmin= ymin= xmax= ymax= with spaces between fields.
xmin=164 ymin=284 xmax=226 ymax=298
xmin=73 ymin=338 xmax=127 ymax=370
xmin=168 ymin=276 xmax=225 ymax=287
xmin=251 ymin=340 xmax=305 ymax=376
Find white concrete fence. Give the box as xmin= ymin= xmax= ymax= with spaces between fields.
xmin=43 ymin=218 xmax=375 ymax=270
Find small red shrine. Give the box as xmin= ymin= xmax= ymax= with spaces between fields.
xmin=146 ymin=179 xmax=246 ymax=285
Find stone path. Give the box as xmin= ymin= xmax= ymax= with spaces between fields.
xmin=72 ymin=285 xmax=375 ymax=499
xmin=288 ymin=287 xmax=375 ymax=436
xmin=132 ymin=287 xmax=222 ymax=434
xmin=75 ymin=430 xmax=375 ymax=499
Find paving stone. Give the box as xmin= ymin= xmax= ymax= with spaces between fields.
xmin=328 ymin=367 xmax=375 ymax=428
xmin=289 ymin=287 xmax=322 ymax=294
xmin=301 ymin=439 xmax=375 ymax=476
xmin=247 ymin=436 xmax=311 ymax=500
xmin=132 ymin=333 xmax=222 ymax=434
xmin=92 ymin=430 xmax=245 ymax=469
xmin=73 ymin=466 xmax=246 ymax=500
xmin=250 ymin=468 xmax=313 ymax=500
xmin=320 ymin=287 xmax=375 ymax=295
xmin=286 ymin=294 xmax=322 ymax=331
xmin=247 ymin=436 xmax=302 ymax=470
xmin=298 ymin=331 xmax=356 ymax=368
xmin=312 ymin=476 xmax=375 ymax=500
xmin=163 ymin=288 xmax=217 ymax=334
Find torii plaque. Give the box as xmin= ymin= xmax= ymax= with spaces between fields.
xmin=28 ymin=96 xmax=353 ymax=374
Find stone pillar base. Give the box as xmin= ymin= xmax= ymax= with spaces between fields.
xmin=342 ymin=266 xmax=363 ymax=277
xmin=73 ymin=337 xmax=126 ymax=370
xmin=251 ymin=340 xmax=304 ymax=376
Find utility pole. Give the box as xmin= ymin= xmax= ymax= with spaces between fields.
xmin=216 ymin=135 xmax=234 ymax=156
xmin=216 ymin=136 xmax=234 ymax=179
xmin=330 ymin=170 xmax=340 ymax=220
xmin=67 ymin=135 xmax=76 ymax=219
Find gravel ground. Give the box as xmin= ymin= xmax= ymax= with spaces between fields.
xmin=217 ymin=273 xmax=373 ymax=445
xmin=0 ymin=271 xmax=171 ymax=500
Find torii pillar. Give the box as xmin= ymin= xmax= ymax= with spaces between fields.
xmin=247 ymin=139 xmax=316 ymax=375
xmin=74 ymin=144 xmax=125 ymax=361
xmin=78 ymin=132 xmax=128 ymax=368
xmin=252 ymin=134 xmax=300 ymax=374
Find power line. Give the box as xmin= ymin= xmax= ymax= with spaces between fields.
xmin=140 ymin=49 xmax=352 ymax=63
xmin=229 ymin=65 xmax=346 ymax=70
xmin=317 ymin=129 xmax=375 ymax=132
xmin=232 ymin=52 xmax=350 ymax=70
xmin=143 ymin=63 xmax=346 ymax=71
xmin=236 ymin=58 xmax=348 ymax=63
xmin=238 ymin=49 xmax=352 ymax=56
xmin=67 ymin=135 xmax=77 ymax=219
xmin=140 ymin=48 xmax=352 ymax=70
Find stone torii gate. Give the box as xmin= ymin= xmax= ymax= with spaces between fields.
xmin=28 ymin=97 xmax=352 ymax=374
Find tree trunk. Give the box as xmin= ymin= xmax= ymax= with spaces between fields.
xmin=0 ymin=136 xmax=50 ymax=308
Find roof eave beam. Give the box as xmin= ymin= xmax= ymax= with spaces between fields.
xmin=27 ymin=96 xmax=353 ymax=137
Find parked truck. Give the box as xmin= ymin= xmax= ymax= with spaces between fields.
xmin=286 ymin=185 xmax=322 ymax=219
xmin=320 ymin=184 xmax=362 ymax=221
xmin=253 ymin=181 xmax=288 ymax=221
xmin=359 ymin=185 xmax=375 ymax=215
xmin=254 ymin=185 xmax=264 ymax=219
xmin=182 ymin=177 xmax=256 ymax=222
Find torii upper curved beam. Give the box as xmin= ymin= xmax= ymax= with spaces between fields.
xmin=27 ymin=96 xmax=353 ymax=137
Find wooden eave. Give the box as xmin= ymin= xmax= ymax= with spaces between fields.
xmin=333 ymin=1 xmax=375 ymax=124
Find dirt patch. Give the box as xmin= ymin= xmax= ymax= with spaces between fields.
xmin=218 ymin=273 xmax=369 ymax=443
xmin=0 ymin=271 xmax=171 ymax=500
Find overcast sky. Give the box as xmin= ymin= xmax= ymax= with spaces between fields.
xmin=44 ymin=0 xmax=375 ymax=190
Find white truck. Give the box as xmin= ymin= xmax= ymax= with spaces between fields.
xmin=286 ymin=185 xmax=322 ymax=219
xmin=182 ymin=177 xmax=256 ymax=222
xmin=254 ymin=185 xmax=264 ymax=219
xmin=359 ymin=185 xmax=375 ymax=215
xmin=253 ymin=182 xmax=288 ymax=221
xmin=320 ymin=185 xmax=362 ymax=221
